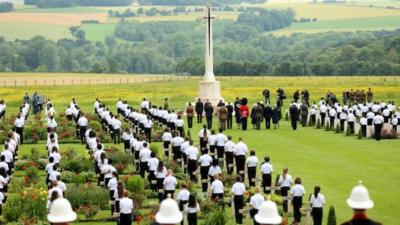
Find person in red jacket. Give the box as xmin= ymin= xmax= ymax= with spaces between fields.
xmin=240 ymin=98 xmax=249 ymax=131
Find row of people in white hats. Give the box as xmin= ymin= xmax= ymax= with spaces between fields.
xmin=45 ymin=180 xmax=381 ymax=225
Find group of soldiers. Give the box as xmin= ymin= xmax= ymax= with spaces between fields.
xmin=22 ymin=92 xmax=45 ymax=115
xmin=342 ymin=88 xmax=373 ymax=105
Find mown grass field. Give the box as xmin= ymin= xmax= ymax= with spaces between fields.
xmin=1 ymin=74 xmax=399 ymax=224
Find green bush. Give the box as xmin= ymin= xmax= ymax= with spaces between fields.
xmin=201 ymin=208 xmax=227 ymax=225
xmin=89 ymin=120 xmax=102 ymax=131
xmin=327 ymin=206 xmax=337 ymax=225
xmin=3 ymin=198 xmax=23 ymax=222
xmin=150 ymin=143 xmax=160 ymax=155
xmin=125 ymin=176 xmax=145 ymax=193
xmin=26 ymin=166 xmax=40 ymax=184
xmin=61 ymin=157 xmax=92 ymax=173
xmin=61 ymin=171 xmax=75 ymax=183
xmin=8 ymin=177 xmax=25 ymax=193
xmin=66 ymin=183 xmax=109 ymax=210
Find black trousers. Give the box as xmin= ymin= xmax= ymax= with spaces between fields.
xmin=211 ymin=193 xmax=223 ymax=202
xmin=177 ymin=126 xmax=184 ymax=138
xmin=281 ymin=186 xmax=290 ymax=212
xmin=340 ymin=119 xmax=345 ymax=132
xmin=235 ymin=155 xmax=246 ymax=181
xmin=348 ymin=121 xmax=354 ymax=134
xmin=188 ymin=159 xmax=197 ymax=182
xmin=206 ymin=116 xmax=212 ymax=129
xmin=187 ymin=212 xmax=197 ymax=225
xmin=148 ymin=170 xmax=156 ymax=191
xmin=247 ymin=166 xmax=256 ymax=187
xmin=200 ymin=166 xmax=210 ymax=192
xmin=361 ymin=125 xmax=367 ymax=137
xmin=265 ymin=117 xmax=271 ymax=129
xmin=311 ymin=114 xmax=316 ymax=125
xmin=113 ymin=129 xmax=121 ymax=144
xmin=393 ymin=125 xmax=397 ymax=134
xmin=320 ymin=113 xmax=326 ymax=126
xmin=140 ymin=161 xmax=148 ymax=178
xmin=172 ymin=146 xmax=181 ymax=161
xmin=234 ymin=195 xmax=244 ymax=224
xmin=163 ymin=141 xmax=170 ymax=157
xmin=312 ymin=207 xmax=323 ymax=225
xmin=199 ymin=138 xmax=207 ymax=151
xmin=293 ymin=196 xmax=303 ymax=222
xmin=291 ymin=118 xmax=297 ymax=130
xmin=227 ymin=115 xmax=233 ymax=129
xmin=209 ymin=145 xmax=216 ymax=157
xmin=374 ymin=124 xmax=382 ymax=140
xmin=15 ymin=127 xmax=23 ymax=144
xmin=262 ymin=173 xmax=272 ymax=193
xmin=79 ymin=126 xmax=87 ymax=144
xmin=330 ymin=116 xmax=335 ymax=129
xmin=241 ymin=117 xmax=248 ymax=131
xmin=124 ymin=140 xmax=130 ymax=151
xmin=157 ymin=178 xmax=165 ymax=202
xmin=188 ymin=117 xmax=193 ymax=128
xmin=216 ymin=146 xmax=224 ymax=161
xmin=225 ymin=152 xmax=234 ymax=174
xmin=250 ymin=208 xmax=259 ymax=225
xmin=145 ymin=127 xmax=152 ymax=143
xmin=196 ymin=111 xmax=203 ymax=123
xmin=120 ymin=213 xmax=132 ymax=225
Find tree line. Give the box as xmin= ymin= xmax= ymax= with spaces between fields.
xmin=138 ymin=0 xmax=267 ymax=6
xmin=24 ymin=0 xmax=133 ymax=7
xmin=0 ymin=2 xmax=13 ymax=13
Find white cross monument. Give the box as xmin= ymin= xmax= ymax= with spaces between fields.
xmin=198 ymin=6 xmax=223 ymax=105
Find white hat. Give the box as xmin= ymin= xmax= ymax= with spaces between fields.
xmin=47 ymin=198 xmax=77 ymax=223
xmin=155 ymin=197 xmax=183 ymax=224
xmin=347 ymin=181 xmax=374 ymax=209
xmin=255 ymin=200 xmax=282 ymax=225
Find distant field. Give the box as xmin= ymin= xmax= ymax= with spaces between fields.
xmin=270 ymin=16 xmax=400 ymax=36
xmin=0 ymin=21 xmax=72 ymax=40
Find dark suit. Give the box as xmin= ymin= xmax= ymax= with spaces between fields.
xmin=195 ymin=101 xmax=204 ymax=123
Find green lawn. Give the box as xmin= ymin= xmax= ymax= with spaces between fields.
xmin=1 ymin=76 xmax=399 ymax=224
xmin=81 ymin=23 xmax=118 ymax=43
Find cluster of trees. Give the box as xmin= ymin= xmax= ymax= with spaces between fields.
xmin=24 ymin=0 xmax=133 ymax=8
xmin=1 ymin=29 xmax=400 ymax=75
xmin=138 ymin=0 xmax=267 ymax=6
xmin=237 ymin=8 xmax=295 ymax=32
xmin=0 ymin=2 xmax=13 ymax=13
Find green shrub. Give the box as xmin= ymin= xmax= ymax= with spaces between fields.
xmin=61 ymin=157 xmax=92 ymax=173
xmin=26 ymin=166 xmax=40 ymax=184
xmin=61 ymin=171 xmax=75 ymax=183
xmin=107 ymin=151 xmax=133 ymax=165
xmin=3 ymin=198 xmax=23 ymax=222
xmin=66 ymin=183 xmax=109 ymax=210
xmin=201 ymin=208 xmax=227 ymax=225
xmin=327 ymin=206 xmax=337 ymax=225
xmin=77 ymin=204 xmax=100 ymax=219
xmin=125 ymin=176 xmax=145 ymax=193
xmin=150 ymin=143 xmax=160 ymax=155
xmin=89 ymin=120 xmax=102 ymax=131
xmin=8 ymin=177 xmax=24 ymax=193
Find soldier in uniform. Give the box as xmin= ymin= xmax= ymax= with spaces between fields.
xmin=234 ymin=97 xmax=242 ymax=129
xmin=349 ymin=89 xmax=354 ymax=105
xmin=204 ymin=100 xmax=213 ymax=129
xmin=289 ymin=102 xmax=299 ymax=130
xmin=300 ymin=102 xmax=308 ymax=127
xmin=263 ymin=103 xmax=272 ymax=129
xmin=164 ymin=98 xmax=169 ymax=110
xmin=195 ymin=99 xmax=204 ymax=123
xmin=341 ymin=181 xmax=382 ymax=225
xmin=367 ymin=88 xmax=373 ymax=103
xmin=186 ymin=103 xmax=194 ymax=129
xmin=262 ymin=89 xmax=270 ymax=105
xmin=226 ymin=102 xmax=234 ymax=130
xmin=293 ymin=89 xmax=300 ymax=103
xmin=253 ymin=103 xmax=264 ymax=130
xmin=217 ymin=103 xmax=228 ymax=132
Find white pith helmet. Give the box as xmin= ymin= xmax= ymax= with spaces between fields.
xmin=47 ymin=198 xmax=77 ymax=223
xmin=155 ymin=196 xmax=183 ymax=224
xmin=347 ymin=180 xmax=374 ymax=209
xmin=255 ymin=200 xmax=282 ymax=225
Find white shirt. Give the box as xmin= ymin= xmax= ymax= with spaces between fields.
xmin=247 ymin=156 xmax=258 ymax=167
xmin=234 ymin=141 xmax=247 ymax=156
xmin=58 ymin=181 xmax=66 ymax=192
xmin=163 ymin=175 xmax=177 ymax=191
xmin=260 ymin=162 xmax=273 ymax=174
xmin=112 ymin=118 xmax=122 ymax=129
xmin=78 ymin=117 xmax=88 ymax=126
xmin=310 ymin=193 xmax=326 ymax=208
xmin=187 ymin=203 xmax=200 ymax=214
xmin=176 ymin=189 xmax=190 ymax=201
xmin=210 ymin=179 xmax=224 ymax=194
xmin=250 ymin=193 xmax=265 ymax=209
xmin=120 ymin=197 xmax=134 ymax=214
xmin=155 ymin=167 xmax=167 ymax=179
xmin=47 ymin=119 xmax=57 ymax=128
xmin=391 ymin=118 xmax=398 ymax=126
xmin=291 ymin=184 xmax=306 ymax=197
xmin=148 ymin=157 xmax=159 ymax=171
xmin=139 ymin=148 xmax=152 ymax=162
xmin=278 ymin=174 xmax=293 ymax=187
xmin=198 ymin=128 xmax=210 ymax=138
xmin=162 ymin=132 xmax=172 ymax=142
xmin=175 ymin=119 xmax=184 ymax=127
xmin=171 ymin=137 xmax=184 ymax=147
xmin=360 ymin=117 xmax=367 ymax=125
xmin=208 ymin=166 xmax=221 ymax=177
xmin=49 ymin=171 xmax=60 ymax=182
xmin=319 ymin=105 xmax=327 ymax=113
xmin=208 ymin=135 xmax=217 ymax=145
xmin=123 ymin=132 xmax=133 ymax=141
xmin=231 ymin=182 xmax=246 ymax=195
xmin=107 ymin=177 xmax=118 ymax=190
xmin=373 ymin=115 xmax=384 ymax=125
xmin=49 ymin=152 xmax=61 ymax=164
xmin=224 ymin=141 xmax=235 ymax=152
xmin=199 ymin=154 xmax=213 ymax=167
xmin=15 ymin=117 xmax=25 ymax=127
xmin=347 ymin=113 xmax=355 ymax=122
xmin=186 ymin=146 xmax=198 ymax=160
xmin=215 ymin=133 xmax=227 ymax=146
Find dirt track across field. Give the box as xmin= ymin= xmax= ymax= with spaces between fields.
xmin=0 ymin=13 xmax=107 ymax=26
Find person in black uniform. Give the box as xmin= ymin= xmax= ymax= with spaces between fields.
xmin=341 ymin=181 xmax=382 ymax=225
xmin=226 ymin=102 xmax=234 ymax=130
xmin=234 ymin=97 xmax=242 ymax=129
xmin=289 ymin=103 xmax=299 ymax=130
xmin=195 ymin=99 xmax=204 ymax=123
xmin=204 ymin=101 xmax=214 ymax=129
xmin=263 ymin=104 xmax=272 ymax=129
